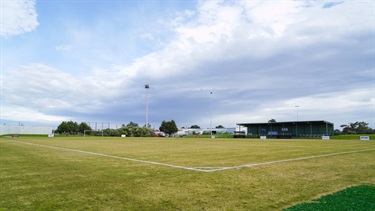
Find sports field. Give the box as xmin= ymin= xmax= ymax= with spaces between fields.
xmin=1 ymin=136 xmax=374 ymax=210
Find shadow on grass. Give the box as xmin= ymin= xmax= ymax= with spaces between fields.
xmin=284 ymin=185 xmax=375 ymax=211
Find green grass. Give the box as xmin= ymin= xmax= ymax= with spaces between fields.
xmin=331 ymin=134 xmax=375 ymax=140
xmin=1 ymin=137 xmax=374 ymax=210
xmin=284 ymin=185 xmax=375 ymax=210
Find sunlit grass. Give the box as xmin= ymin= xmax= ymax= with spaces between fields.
xmin=1 ymin=137 xmax=374 ymax=210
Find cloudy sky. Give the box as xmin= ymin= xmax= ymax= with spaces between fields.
xmin=1 ymin=0 xmax=374 ymax=130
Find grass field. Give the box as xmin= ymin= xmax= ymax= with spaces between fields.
xmin=1 ymin=136 xmax=374 ymax=210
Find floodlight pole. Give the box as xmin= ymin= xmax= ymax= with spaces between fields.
xmin=210 ymin=92 xmax=213 ymax=137
xmin=295 ymin=105 xmax=300 ymax=121
xmin=295 ymin=105 xmax=300 ymax=138
xmin=145 ymin=84 xmax=150 ymax=128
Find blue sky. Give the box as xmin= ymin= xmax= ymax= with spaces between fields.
xmin=1 ymin=0 xmax=374 ymax=130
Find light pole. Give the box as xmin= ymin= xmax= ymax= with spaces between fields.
xmin=210 ymin=91 xmax=213 ymax=138
xmin=295 ymin=105 xmax=300 ymax=138
xmin=145 ymin=84 xmax=150 ymax=128
xmin=295 ymin=105 xmax=300 ymax=121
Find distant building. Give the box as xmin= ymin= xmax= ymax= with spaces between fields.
xmin=0 ymin=125 xmax=53 ymax=135
xmin=237 ymin=120 xmax=334 ymax=138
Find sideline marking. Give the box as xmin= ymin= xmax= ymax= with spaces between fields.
xmin=3 ymin=140 xmax=375 ymax=173
xmin=198 ymin=148 xmax=375 ymax=172
xmin=5 ymin=140 xmax=211 ymax=172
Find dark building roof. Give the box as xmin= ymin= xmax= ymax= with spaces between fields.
xmin=237 ymin=120 xmax=334 ymax=126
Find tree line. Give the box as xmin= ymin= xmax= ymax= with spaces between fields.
xmin=55 ymin=121 xmax=92 ymax=134
xmin=54 ymin=120 xmax=229 ymax=137
xmin=55 ymin=120 xmax=179 ymax=137
xmin=339 ymin=121 xmax=374 ymax=134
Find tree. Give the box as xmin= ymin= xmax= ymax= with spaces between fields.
xmin=116 ymin=125 xmax=152 ymax=137
xmin=127 ymin=121 xmax=139 ymax=127
xmin=143 ymin=123 xmax=151 ymax=128
xmin=268 ymin=119 xmax=277 ymax=123
xmin=56 ymin=121 xmax=79 ymax=134
xmin=102 ymin=128 xmax=119 ymax=137
xmin=160 ymin=120 xmax=178 ymax=136
xmin=190 ymin=125 xmax=200 ymax=129
xmin=216 ymin=125 xmax=225 ymax=128
xmin=67 ymin=121 xmax=79 ymax=134
xmin=55 ymin=121 xmax=68 ymax=134
xmin=341 ymin=121 xmax=373 ymax=134
xmin=78 ymin=122 xmax=92 ymax=133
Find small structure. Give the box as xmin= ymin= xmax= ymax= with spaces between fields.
xmin=176 ymin=128 xmax=236 ymax=137
xmin=237 ymin=120 xmax=334 ymax=138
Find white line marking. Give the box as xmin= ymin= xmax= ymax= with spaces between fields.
xmin=4 ymin=140 xmax=375 ymax=173
xmin=5 ymin=140 xmax=211 ymax=172
xmin=197 ymin=148 xmax=375 ymax=172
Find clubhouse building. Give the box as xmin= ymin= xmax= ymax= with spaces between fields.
xmin=237 ymin=120 xmax=334 ymax=138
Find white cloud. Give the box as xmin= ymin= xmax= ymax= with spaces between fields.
xmin=55 ymin=45 xmax=74 ymax=52
xmin=239 ymin=1 xmax=304 ymax=37
xmin=0 ymin=0 xmax=39 ymax=36
xmin=140 ymin=33 xmax=154 ymax=40
xmin=175 ymin=1 xmax=243 ymax=43
xmin=3 ymin=64 xmax=123 ymax=112
xmin=1 ymin=105 xmax=68 ymax=124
